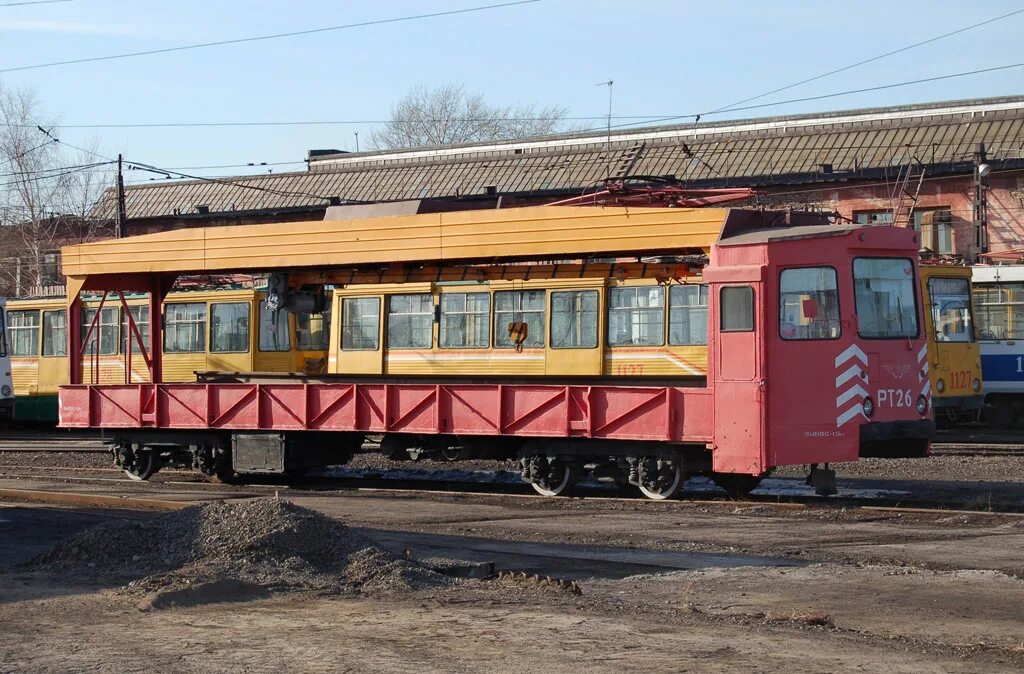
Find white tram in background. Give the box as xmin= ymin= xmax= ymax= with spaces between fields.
xmin=972 ymin=265 xmax=1024 ymax=427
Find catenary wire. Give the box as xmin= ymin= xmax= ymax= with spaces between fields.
xmin=0 ymin=0 xmax=542 ymax=73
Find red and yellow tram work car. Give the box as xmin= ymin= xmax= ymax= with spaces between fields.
xmin=55 ymin=206 xmax=933 ymax=498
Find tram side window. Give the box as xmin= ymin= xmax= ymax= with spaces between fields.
xmin=258 ymin=300 xmax=290 ymax=352
xmin=608 ymin=286 xmax=665 ymax=346
xmin=440 ymin=292 xmax=489 ymax=348
xmin=8 ymin=310 xmax=39 ymax=357
xmin=974 ymin=283 xmax=1024 ymax=340
xmin=342 ymin=297 xmax=380 ymax=350
xmin=388 ymin=294 xmax=433 ymax=349
xmin=211 ymin=302 xmax=250 ymax=353
xmin=721 ymin=286 xmax=754 ymax=332
xmin=121 ymin=306 xmax=150 ymax=354
xmin=296 ymin=308 xmax=330 ymax=351
xmin=0 ymin=308 xmax=6 ymax=357
xmin=164 ymin=303 xmax=206 ymax=353
xmin=551 ymin=290 xmax=598 ymax=349
xmin=928 ymin=277 xmax=973 ymax=343
xmin=81 ymin=307 xmax=118 ymax=355
xmin=853 ymin=258 xmax=918 ymax=339
xmin=669 ymin=284 xmax=708 ymax=346
xmin=494 ymin=290 xmax=546 ymax=348
xmin=42 ymin=310 xmax=67 ymax=357
xmin=779 ymin=267 xmax=841 ymax=340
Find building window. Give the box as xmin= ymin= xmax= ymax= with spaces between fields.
xmin=608 ymin=286 xmax=664 ymax=346
xmin=915 ymin=208 xmax=953 ymax=254
xmin=8 ymin=310 xmax=39 ymax=357
xmin=550 ymin=290 xmax=598 ymax=349
xmin=779 ymin=267 xmax=841 ymax=340
xmin=42 ymin=310 xmax=67 ymax=357
xmin=721 ymin=286 xmax=754 ymax=332
xmin=258 ymin=300 xmax=290 ymax=352
xmin=81 ymin=307 xmax=118 ymax=355
xmin=494 ymin=290 xmax=545 ymax=348
xmin=342 ymin=297 xmax=380 ymax=350
xmin=387 ymin=294 xmax=433 ymax=349
xmin=853 ymin=210 xmax=894 ymax=225
xmin=668 ymin=284 xmax=708 ymax=346
xmin=210 ymin=302 xmax=250 ymax=353
xmin=121 ymin=306 xmax=150 ymax=354
xmin=440 ymin=292 xmax=489 ymax=348
xmin=164 ymin=303 xmax=207 ymax=353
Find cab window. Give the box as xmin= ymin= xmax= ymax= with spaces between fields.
xmin=341 ymin=297 xmax=380 ymax=350
xmin=42 ymin=310 xmax=67 ymax=357
xmin=853 ymin=258 xmax=918 ymax=339
xmin=721 ymin=286 xmax=754 ymax=332
xmin=211 ymin=302 xmax=251 ymax=353
xmin=296 ymin=309 xmax=330 ymax=351
xmin=779 ymin=267 xmax=841 ymax=340
xmin=8 ymin=310 xmax=38 ymax=357
xmin=928 ymin=277 xmax=973 ymax=343
xmin=164 ymin=303 xmax=206 ymax=353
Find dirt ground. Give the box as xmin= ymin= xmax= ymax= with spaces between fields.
xmin=2 ymin=491 xmax=1024 ymax=673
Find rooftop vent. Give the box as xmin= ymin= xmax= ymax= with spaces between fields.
xmin=195 ymin=204 xmax=210 ymax=215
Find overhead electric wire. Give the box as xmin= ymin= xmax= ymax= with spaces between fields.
xmin=0 ymin=0 xmax=541 ymax=73
xmin=0 ymin=138 xmax=56 ymax=169
xmin=125 ymin=160 xmax=345 ymax=203
xmin=706 ymin=7 xmax=1024 ymax=116
xmin=0 ymin=0 xmax=71 ymax=6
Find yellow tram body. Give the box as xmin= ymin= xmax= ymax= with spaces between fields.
xmin=918 ymin=264 xmax=984 ymax=417
xmin=7 ymin=288 xmax=329 ymax=422
xmin=328 ymin=276 xmax=710 ymax=379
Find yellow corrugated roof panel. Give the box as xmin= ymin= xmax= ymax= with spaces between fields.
xmin=62 ymin=206 xmax=730 ymax=278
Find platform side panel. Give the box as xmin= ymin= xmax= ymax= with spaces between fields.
xmin=90 ymin=385 xmax=144 ymax=427
xmin=159 ymin=384 xmax=210 ymax=428
xmin=57 ymin=385 xmax=92 ymax=427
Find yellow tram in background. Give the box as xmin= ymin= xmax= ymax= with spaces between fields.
xmin=918 ymin=264 xmax=984 ymax=420
xmin=7 ymin=287 xmax=330 ymax=423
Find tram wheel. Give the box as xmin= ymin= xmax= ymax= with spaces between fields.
xmin=122 ymin=447 xmax=157 ymax=481
xmin=710 ymin=473 xmax=764 ymax=499
xmin=526 ymin=457 xmax=577 ymax=497
xmin=637 ymin=459 xmax=684 ymax=500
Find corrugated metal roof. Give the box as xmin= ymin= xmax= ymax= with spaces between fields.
xmin=98 ymin=96 xmax=1024 ymax=221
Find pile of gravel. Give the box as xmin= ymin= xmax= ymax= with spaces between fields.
xmin=26 ymin=498 xmax=450 ymax=601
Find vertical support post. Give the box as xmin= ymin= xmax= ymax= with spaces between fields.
xmin=149 ymin=274 xmax=164 ymax=383
xmin=116 ymin=154 xmax=127 ymax=239
xmin=68 ymin=293 xmax=82 ymax=385
xmin=973 ymin=142 xmax=989 ymax=260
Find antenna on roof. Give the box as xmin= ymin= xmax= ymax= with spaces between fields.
xmin=596 ymin=79 xmax=613 ymax=176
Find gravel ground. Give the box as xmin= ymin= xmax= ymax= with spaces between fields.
xmin=0 ymin=450 xmax=111 ymax=469
xmin=22 ymin=498 xmax=452 ymax=603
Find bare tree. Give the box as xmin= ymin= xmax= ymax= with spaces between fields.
xmin=0 ymin=83 xmax=113 ymax=296
xmin=371 ymin=83 xmax=570 ymax=150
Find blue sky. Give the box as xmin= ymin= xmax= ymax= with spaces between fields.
xmin=1 ymin=0 xmax=1022 ymax=182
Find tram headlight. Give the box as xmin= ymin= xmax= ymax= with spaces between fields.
xmin=862 ymin=397 xmax=874 ymax=418
xmin=936 ymin=379 xmax=945 ymax=394
xmin=972 ymin=378 xmax=982 ymax=393
xmin=0 ymin=385 xmax=9 ymax=398
xmin=916 ymin=395 xmax=929 ymax=416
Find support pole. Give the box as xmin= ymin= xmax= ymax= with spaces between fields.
xmin=68 ymin=294 xmax=82 ymax=385
xmin=116 ymin=154 xmax=127 ymax=239
xmin=973 ymin=142 xmax=989 ymax=260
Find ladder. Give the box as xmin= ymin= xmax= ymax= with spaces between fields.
xmin=890 ymin=163 xmax=926 ymax=228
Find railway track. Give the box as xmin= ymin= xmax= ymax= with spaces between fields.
xmin=3 ymin=462 xmax=1024 ymax=516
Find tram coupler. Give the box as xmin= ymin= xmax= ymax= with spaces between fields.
xmin=806 ymin=463 xmax=837 ymax=497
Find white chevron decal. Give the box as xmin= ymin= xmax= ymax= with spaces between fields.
xmin=836 ymin=384 xmax=870 ymax=408
xmin=836 ymin=404 xmax=866 ymax=427
xmin=835 ymin=344 xmax=869 ymax=368
xmin=835 ymin=364 xmax=867 ymax=388
xmin=917 ymin=344 xmax=928 ymax=362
